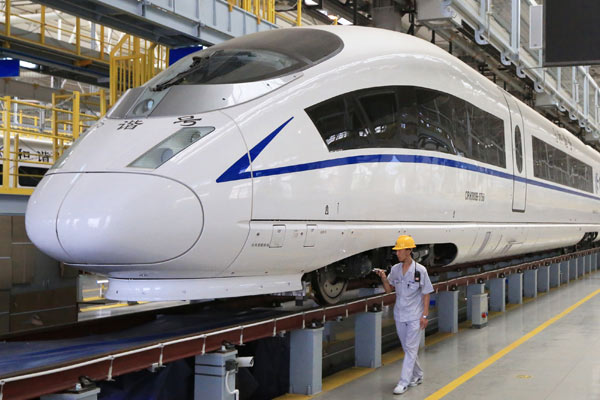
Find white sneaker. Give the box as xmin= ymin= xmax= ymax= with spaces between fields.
xmin=409 ymin=377 xmax=423 ymax=387
xmin=393 ymin=384 xmax=408 ymax=395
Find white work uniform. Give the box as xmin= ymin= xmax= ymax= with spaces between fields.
xmin=387 ymin=260 xmax=434 ymax=387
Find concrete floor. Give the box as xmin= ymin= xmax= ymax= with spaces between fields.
xmin=314 ymin=271 xmax=600 ymax=399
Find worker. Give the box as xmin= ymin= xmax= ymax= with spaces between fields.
xmin=375 ymin=235 xmax=433 ymax=395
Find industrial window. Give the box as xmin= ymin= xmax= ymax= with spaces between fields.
xmin=306 ymin=86 xmax=506 ymax=169
xmin=532 ymin=136 xmax=592 ymax=193
xmin=18 ymin=166 xmax=47 ymax=187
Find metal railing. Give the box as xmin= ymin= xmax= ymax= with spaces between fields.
xmin=436 ymin=0 xmax=600 ymax=141
xmin=0 ymin=91 xmax=105 ymax=195
xmin=109 ymin=35 xmax=169 ymax=106
xmin=0 ymin=0 xmax=129 ymax=63
xmin=225 ymin=0 xmax=302 ymax=26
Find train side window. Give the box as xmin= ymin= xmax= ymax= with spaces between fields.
xmin=532 ymin=136 xmax=593 ymax=192
xmin=451 ymin=98 xmax=470 ymax=158
xmin=306 ymin=94 xmax=371 ymax=152
xmin=355 ymin=86 xmax=418 ymax=149
xmin=355 ymin=88 xmax=398 ymax=147
xmin=416 ymin=88 xmax=454 ymax=154
xmin=514 ymin=126 xmax=523 ymax=173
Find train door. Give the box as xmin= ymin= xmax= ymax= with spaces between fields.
xmin=503 ymin=94 xmax=527 ymax=212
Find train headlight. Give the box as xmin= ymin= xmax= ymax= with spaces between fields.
xmin=128 ymin=126 xmax=214 ymax=169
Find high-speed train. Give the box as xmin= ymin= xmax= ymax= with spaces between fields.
xmin=25 ymin=26 xmax=600 ymax=304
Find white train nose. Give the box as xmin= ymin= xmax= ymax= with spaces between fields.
xmin=26 ymin=173 xmax=81 ymax=262
xmin=27 ymin=173 xmax=203 ymax=264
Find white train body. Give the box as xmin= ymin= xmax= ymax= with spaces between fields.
xmin=25 ymin=27 xmax=600 ymax=301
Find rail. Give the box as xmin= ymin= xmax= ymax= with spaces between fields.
xmin=1 ymin=246 xmax=597 ymax=400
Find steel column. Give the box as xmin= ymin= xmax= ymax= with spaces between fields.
xmin=355 ymin=311 xmax=382 ymax=368
xmin=524 ymin=269 xmax=537 ymax=298
xmin=569 ymin=258 xmax=578 ymax=280
xmin=508 ymin=273 xmax=523 ymax=304
xmin=289 ymin=327 xmax=323 ymax=395
xmin=560 ymin=261 xmax=570 ymax=284
xmin=538 ymin=266 xmax=550 ymax=293
xmin=489 ymin=278 xmax=505 ymax=312
xmin=438 ymin=291 xmax=458 ymax=333
xmin=549 ymin=263 xmax=560 ymax=288
xmin=578 ymin=256 xmax=585 ymax=277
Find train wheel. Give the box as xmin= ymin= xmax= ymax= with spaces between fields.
xmin=312 ymin=267 xmax=348 ymax=305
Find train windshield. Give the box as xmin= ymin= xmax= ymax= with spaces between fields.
xmin=151 ymin=49 xmax=300 ymax=91
xmin=148 ymin=28 xmax=343 ymax=89
xmin=107 ymin=29 xmax=343 ymax=118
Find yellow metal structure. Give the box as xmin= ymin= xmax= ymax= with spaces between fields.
xmin=109 ymin=35 xmax=169 ymax=106
xmin=0 ymin=1 xmax=118 ymax=63
xmin=0 ymin=91 xmax=105 ymax=195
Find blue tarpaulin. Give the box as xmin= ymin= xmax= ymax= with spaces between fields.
xmin=0 ymin=308 xmax=286 ymax=379
xmin=169 ymin=46 xmax=203 ymax=65
xmin=0 ymin=59 xmax=20 ymax=77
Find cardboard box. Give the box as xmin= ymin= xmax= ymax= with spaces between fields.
xmin=10 ymin=306 xmax=77 ymax=333
xmin=11 ymin=286 xmax=77 ymax=313
xmin=11 ymin=244 xmax=35 ymax=284
xmin=0 ymin=258 xmax=11 ymax=290
xmin=11 ymin=215 xmax=29 ymax=243
xmin=0 ymin=216 xmax=11 ymax=257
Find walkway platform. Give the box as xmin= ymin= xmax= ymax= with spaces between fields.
xmin=303 ymin=269 xmax=600 ymax=399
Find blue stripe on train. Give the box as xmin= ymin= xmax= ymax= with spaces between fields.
xmin=216 ymin=117 xmax=599 ymax=202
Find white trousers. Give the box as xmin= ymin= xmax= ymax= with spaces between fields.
xmin=395 ymin=319 xmax=423 ymax=386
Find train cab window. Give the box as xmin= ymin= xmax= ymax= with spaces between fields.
xmin=306 ymin=94 xmax=371 ymax=152
xmin=147 ymin=29 xmax=343 ymax=89
xmin=514 ymin=126 xmax=523 ymax=173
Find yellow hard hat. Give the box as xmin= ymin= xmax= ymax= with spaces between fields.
xmin=392 ymin=235 xmax=416 ymax=250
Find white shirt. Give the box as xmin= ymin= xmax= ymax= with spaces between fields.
xmin=387 ymin=260 xmax=434 ymax=322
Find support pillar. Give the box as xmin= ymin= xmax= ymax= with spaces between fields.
xmin=489 ymin=278 xmax=505 ymax=312
xmin=290 ymin=327 xmax=323 ymax=395
xmin=549 ymin=263 xmax=560 ymax=288
xmin=195 ymin=349 xmax=237 ymax=400
xmin=507 ymin=273 xmax=523 ymax=304
xmin=560 ymin=261 xmax=570 ymax=284
xmin=466 ymin=283 xmax=485 ymax=320
xmin=438 ymin=290 xmax=458 ymax=333
xmin=524 ymin=269 xmax=537 ymax=298
xmin=596 ymin=253 xmax=600 ymax=271
xmin=569 ymin=258 xmax=578 ymax=280
xmin=538 ymin=266 xmax=550 ymax=293
xmin=41 ymin=388 xmax=100 ymax=400
xmin=355 ymin=311 xmax=382 ymax=368
xmin=587 ymin=255 xmax=593 ymax=274
xmin=578 ymin=256 xmax=585 ymax=277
